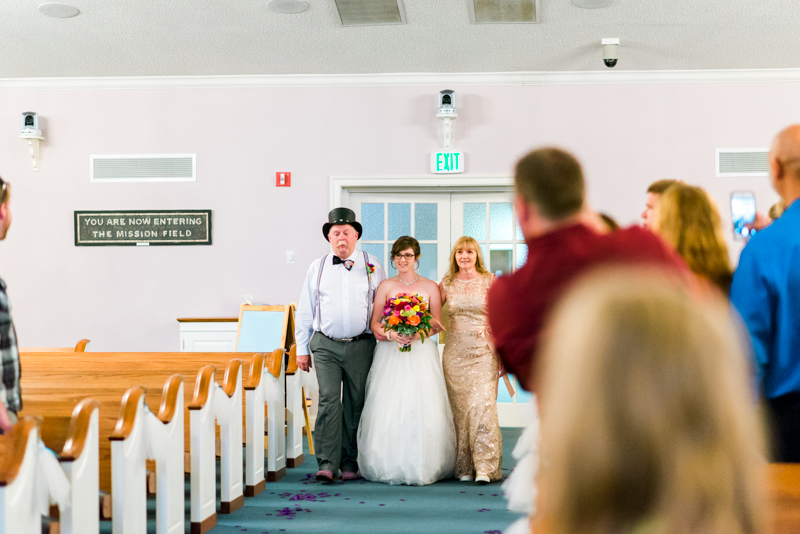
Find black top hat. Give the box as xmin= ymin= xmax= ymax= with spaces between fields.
xmin=323 ymin=207 xmax=363 ymax=241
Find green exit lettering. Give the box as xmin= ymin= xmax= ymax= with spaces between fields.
xmin=432 ymin=152 xmax=463 ymax=173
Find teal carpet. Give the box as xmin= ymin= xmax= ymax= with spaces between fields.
xmin=214 ymin=427 xmax=524 ymax=534
xmin=96 ymin=428 xmax=524 ymax=534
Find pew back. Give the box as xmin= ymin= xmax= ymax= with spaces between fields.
xmin=19 ymin=351 xmax=269 ymax=493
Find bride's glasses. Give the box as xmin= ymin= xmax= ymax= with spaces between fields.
xmin=394 ymin=253 xmax=415 ymax=260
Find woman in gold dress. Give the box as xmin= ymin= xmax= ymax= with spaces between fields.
xmin=439 ymin=236 xmax=503 ymax=484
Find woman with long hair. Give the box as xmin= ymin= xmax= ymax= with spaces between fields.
xmin=654 ymin=184 xmax=734 ymax=295
xmin=532 ymin=267 xmax=765 ymax=534
xmin=439 ymin=236 xmax=503 ymax=484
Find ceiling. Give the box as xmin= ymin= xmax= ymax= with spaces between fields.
xmin=1 ymin=0 xmax=799 ymax=79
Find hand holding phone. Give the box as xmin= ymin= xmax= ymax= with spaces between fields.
xmin=731 ymin=191 xmax=757 ymax=239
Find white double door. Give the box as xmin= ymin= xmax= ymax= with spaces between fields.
xmin=350 ymin=191 xmax=533 ymax=426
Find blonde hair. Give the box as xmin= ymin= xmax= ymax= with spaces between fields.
xmin=442 ymin=236 xmax=489 ymax=285
xmin=655 ymin=184 xmax=733 ymax=294
xmin=769 ymin=201 xmax=785 ymax=220
xmin=538 ymin=268 xmax=765 ymax=534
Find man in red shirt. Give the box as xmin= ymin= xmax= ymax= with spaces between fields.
xmin=487 ymin=148 xmax=687 ymax=392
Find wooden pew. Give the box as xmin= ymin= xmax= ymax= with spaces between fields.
xmin=0 ymin=402 xmax=100 ymax=534
xmin=110 ymin=378 xmax=184 ymax=534
xmin=19 ymin=338 xmax=90 ymax=352
xmin=57 ymin=399 xmax=102 ymax=534
xmin=189 ymin=361 xmax=246 ymax=533
xmin=0 ymin=417 xmax=43 ymax=533
xmin=285 ymin=344 xmax=314 ymax=467
xmin=244 ymin=348 xmax=285 ymax=496
xmin=18 ymin=351 xmax=278 ymax=495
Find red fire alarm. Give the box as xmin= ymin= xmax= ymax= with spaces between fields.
xmin=276 ymin=172 xmax=291 ymax=187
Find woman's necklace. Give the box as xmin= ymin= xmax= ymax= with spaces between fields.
xmin=397 ymin=274 xmax=418 ymax=286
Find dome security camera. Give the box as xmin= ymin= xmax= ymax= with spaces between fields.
xmin=602 ymin=38 xmax=619 ymax=68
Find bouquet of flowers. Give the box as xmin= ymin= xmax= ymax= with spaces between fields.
xmin=382 ymin=293 xmax=433 ymax=352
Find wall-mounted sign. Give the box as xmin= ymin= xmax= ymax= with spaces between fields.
xmin=74 ymin=210 xmax=212 ymax=246
xmin=431 ymin=151 xmax=464 ymax=174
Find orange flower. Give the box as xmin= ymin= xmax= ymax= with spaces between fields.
xmin=387 ymin=315 xmax=401 ymax=326
xmin=407 ymin=315 xmax=421 ymax=326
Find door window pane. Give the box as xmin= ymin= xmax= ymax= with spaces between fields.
xmin=418 ymin=243 xmax=438 ymax=282
xmin=516 ymin=244 xmax=528 ymax=269
xmin=464 ymin=203 xmax=487 ymax=240
xmin=497 ymin=377 xmax=514 ymax=403
xmin=479 ymin=244 xmax=488 ymax=265
xmin=361 ymin=203 xmax=384 ymax=241
xmin=517 ymin=222 xmax=524 ymax=241
xmin=489 ymin=243 xmax=513 ymax=277
xmin=361 ymin=243 xmax=385 ymax=269
xmin=388 ymin=203 xmax=411 ymax=240
xmin=414 ymin=204 xmax=438 ymax=241
xmin=490 ymin=203 xmax=513 ymax=240
xmin=516 ymin=388 xmax=533 ymax=404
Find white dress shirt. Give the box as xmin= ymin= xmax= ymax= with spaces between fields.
xmin=295 ymin=249 xmax=386 ymax=356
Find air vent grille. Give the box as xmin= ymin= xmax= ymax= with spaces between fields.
xmin=471 ymin=0 xmax=538 ymax=23
xmin=333 ymin=0 xmax=404 ymax=26
xmin=91 ymin=154 xmax=196 ymax=182
xmin=716 ymin=149 xmax=768 ymax=177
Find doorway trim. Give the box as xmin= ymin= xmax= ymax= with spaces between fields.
xmin=330 ymin=175 xmax=513 ymax=209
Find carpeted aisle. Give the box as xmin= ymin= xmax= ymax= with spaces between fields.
xmin=214 ymin=428 xmax=524 ymax=534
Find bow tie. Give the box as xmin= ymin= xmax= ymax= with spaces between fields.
xmin=333 ymin=256 xmax=354 ymax=271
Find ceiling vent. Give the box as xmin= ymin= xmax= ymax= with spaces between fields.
xmin=90 ymin=154 xmax=196 ymax=183
xmin=469 ymin=0 xmax=539 ymax=24
xmin=333 ymin=0 xmax=405 ymax=26
xmin=716 ymin=149 xmax=769 ymax=177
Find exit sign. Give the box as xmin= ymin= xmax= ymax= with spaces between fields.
xmin=431 ymin=152 xmax=464 ymax=174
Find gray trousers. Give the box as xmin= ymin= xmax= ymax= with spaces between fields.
xmin=309 ymin=332 xmax=375 ymax=475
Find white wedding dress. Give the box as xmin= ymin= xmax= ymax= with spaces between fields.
xmin=357 ymin=323 xmax=457 ymax=485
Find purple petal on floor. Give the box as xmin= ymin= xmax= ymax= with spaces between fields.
xmin=491 ymin=494 xmax=498 ymax=496
xmin=359 ymin=501 xmax=365 ymax=504
xmin=379 ymin=504 xmax=385 ymax=506
xmin=460 ymin=491 xmax=466 ymax=494
xmin=345 ymin=498 xmax=350 ymax=500
xmin=399 ymin=499 xmax=405 ymax=501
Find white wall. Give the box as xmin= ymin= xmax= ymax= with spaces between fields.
xmin=0 ymin=79 xmax=787 ymax=350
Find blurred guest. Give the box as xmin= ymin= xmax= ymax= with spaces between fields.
xmin=0 ymin=177 xmax=18 ymax=434
xmin=732 ymin=124 xmax=800 ymax=462
xmin=641 ymin=179 xmax=679 ymax=230
xmin=534 ymin=268 xmax=764 ymax=534
xmin=487 ymin=148 xmax=687 ymax=392
xmin=654 ymin=183 xmax=733 ymax=295
xmin=439 ymin=236 xmax=501 ymax=484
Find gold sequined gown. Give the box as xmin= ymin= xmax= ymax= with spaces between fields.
xmin=442 ymin=275 xmax=503 ymax=481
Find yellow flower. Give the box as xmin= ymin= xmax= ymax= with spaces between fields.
xmin=413 ymin=305 xmax=420 ymax=312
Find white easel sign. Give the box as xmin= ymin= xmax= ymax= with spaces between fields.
xmin=431 ymin=151 xmax=464 ymax=174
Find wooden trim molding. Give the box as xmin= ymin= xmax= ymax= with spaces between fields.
xmin=110 ymin=386 xmax=146 ymax=441
xmin=266 ymin=348 xmax=284 ymax=380
xmin=157 ymin=375 xmax=183 ymax=424
xmin=188 ymin=366 xmax=216 ymax=410
xmin=190 ymin=514 xmax=216 ymax=534
xmin=219 ymin=495 xmax=244 ymax=514
xmin=243 ymin=353 xmax=265 ymax=391
xmin=74 ymin=339 xmax=90 ymax=352
xmin=59 ymin=398 xmax=100 ymax=461
xmin=0 ymin=417 xmax=41 ymax=486
xmin=285 ymin=344 xmax=298 ymax=375
xmin=222 ymin=359 xmax=244 ymax=398
xmin=176 ymin=318 xmax=238 ymax=323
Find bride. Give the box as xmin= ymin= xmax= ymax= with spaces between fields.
xmin=357 ymin=235 xmax=457 ymax=485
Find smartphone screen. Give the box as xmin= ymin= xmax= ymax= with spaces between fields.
xmin=731 ymin=191 xmax=756 ymax=239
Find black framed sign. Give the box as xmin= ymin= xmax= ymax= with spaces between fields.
xmin=74 ymin=210 xmax=212 ymax=246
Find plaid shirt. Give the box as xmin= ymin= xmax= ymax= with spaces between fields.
xmin=0 ymin=278 xmax=20 ymax=414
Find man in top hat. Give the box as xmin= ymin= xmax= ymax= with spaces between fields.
xmin=295 ymin=207 xmax=386 ymax=481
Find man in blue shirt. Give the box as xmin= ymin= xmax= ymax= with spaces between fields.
xmin=731 ymin=124 xmax=800 ymax=462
